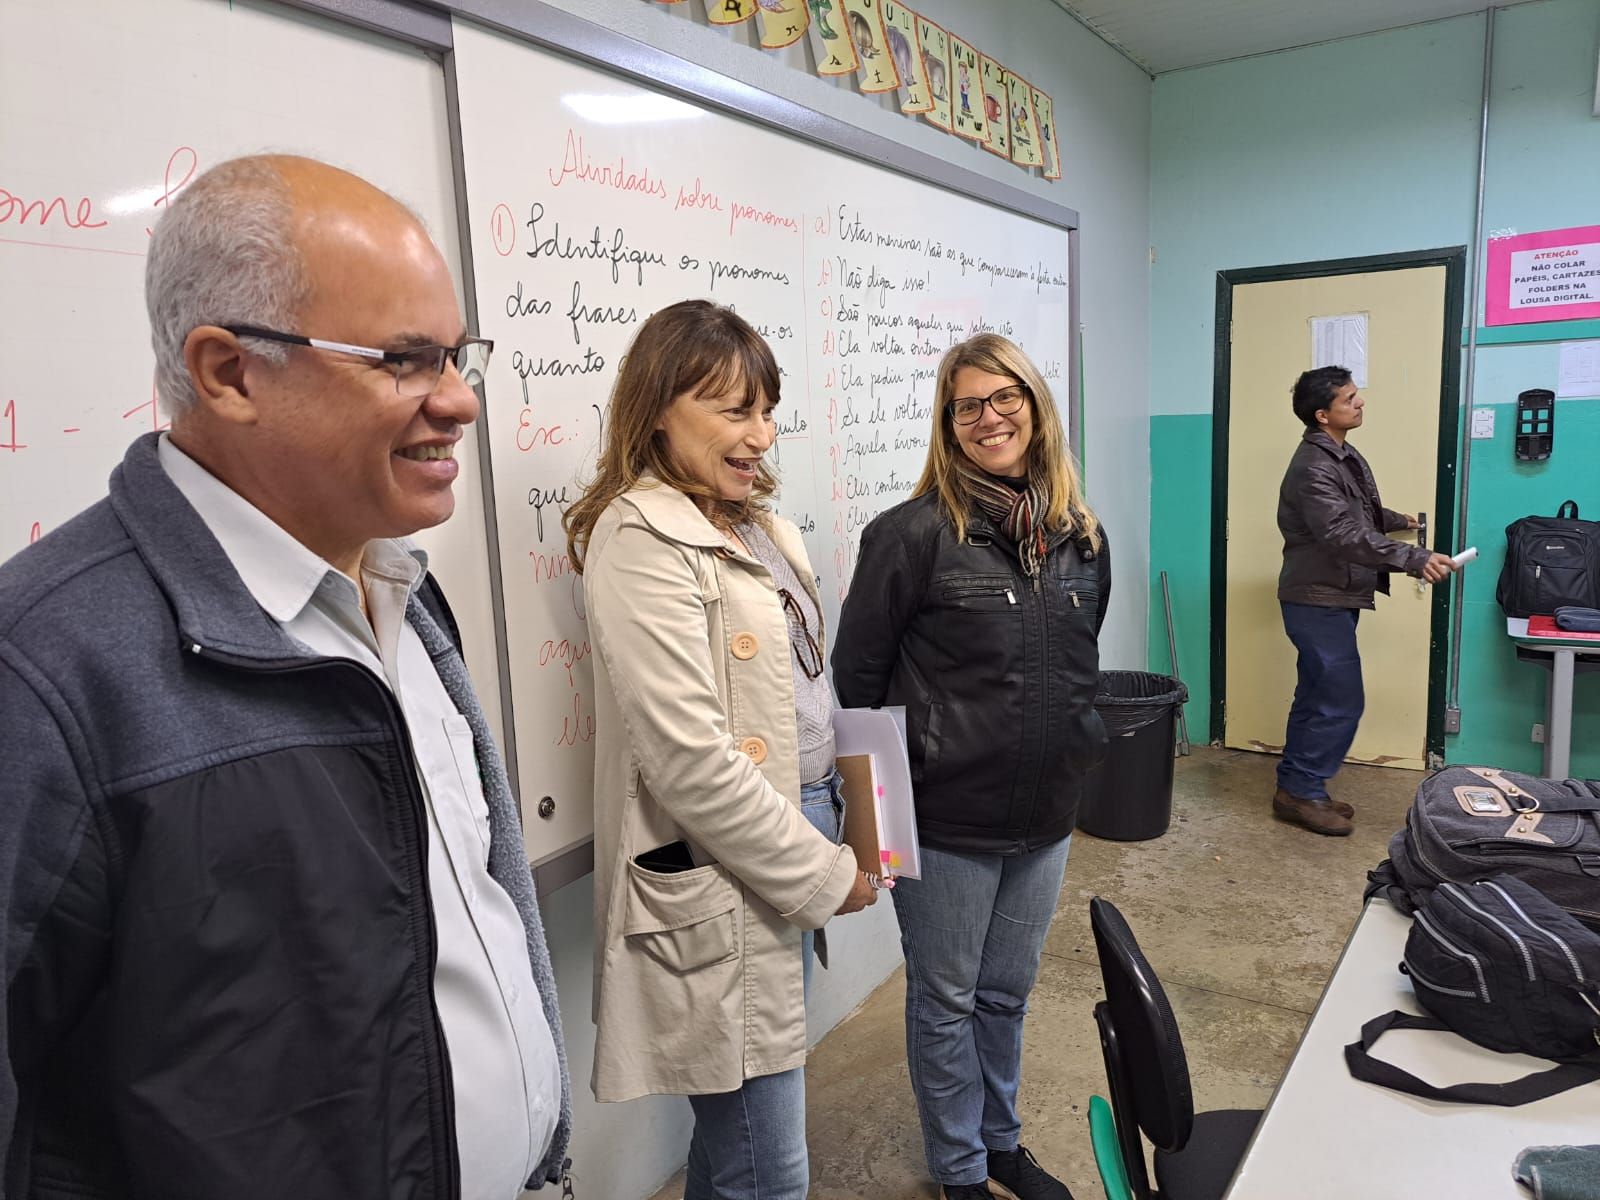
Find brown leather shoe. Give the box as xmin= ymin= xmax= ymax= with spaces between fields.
xmin=1272 ymin=788 xmax=1354 ymax=836
xmin=1274 ymin=787 xmax=1352 ymax=818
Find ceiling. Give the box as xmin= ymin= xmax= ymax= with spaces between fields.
xmin=1047 ymin=0 xmax=1524 ymax=74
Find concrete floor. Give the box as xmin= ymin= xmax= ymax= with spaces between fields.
xmin=648 ymin=747 xmax=1420 ymax=1200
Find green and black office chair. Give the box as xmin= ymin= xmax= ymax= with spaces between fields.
xmin=1089 ymin=897 xmax=1261 ymax=1200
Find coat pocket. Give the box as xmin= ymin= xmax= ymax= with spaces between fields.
xmin=623 ymin=857 xmax=739 ymax=973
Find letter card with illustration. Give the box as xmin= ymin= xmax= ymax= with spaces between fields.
xmin=1007 ymin=70 xmax=1044 ymax=169
xmin=881 ymin=1 xmax=931 ymax=114
xmin=807 ymin=0 xmax=860 ymax=75
xmin=978 ymin=54 xmax=1009 ymax=159
xmin=1032 ymin=84 xmax=1062 ymax=180
xmin=755 ymin=0 xmax=810 ymax=49
xmin=840 ymin=0 xmax=900 ymax=94
xmin=948 ymin=34 xmax=985 ymax=142
xmin=915 ymin=14 xmax=953 ymax=131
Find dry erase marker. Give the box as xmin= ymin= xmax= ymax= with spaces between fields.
xmin=1452 ymin=547 xmax=1478 ymax=567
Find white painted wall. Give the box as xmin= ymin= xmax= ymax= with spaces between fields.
xmin=510 ymin=4 xmax=1153 ymax=1196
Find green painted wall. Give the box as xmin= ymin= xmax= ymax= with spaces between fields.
xmin=1147 ymin=414 xmax=1212 ymax=737
xmin=1148 ymin=0 xmax=1600 ymax=775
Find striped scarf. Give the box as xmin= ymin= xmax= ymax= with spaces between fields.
xmin=956 ymin=457 xmax=1062 ymax=577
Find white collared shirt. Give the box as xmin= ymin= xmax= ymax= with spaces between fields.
xmin=159 ymin=435 xmax=558 ymax=1199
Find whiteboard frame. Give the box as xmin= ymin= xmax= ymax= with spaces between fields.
xmin=270 ymin=0 xmax=1084 ymax=896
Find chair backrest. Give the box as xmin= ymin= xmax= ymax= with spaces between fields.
xmin=1090 ymin=897 xmax=1196 ymax=1154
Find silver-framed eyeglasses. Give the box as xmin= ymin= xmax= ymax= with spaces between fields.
xmin=947 ymin=383 xmax=1030 ymax=425
xmin=223 ymin=324 xmax=493 ymax=397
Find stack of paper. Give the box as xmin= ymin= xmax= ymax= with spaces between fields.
xmin=833 ymin=707 xmax=921 ymax=881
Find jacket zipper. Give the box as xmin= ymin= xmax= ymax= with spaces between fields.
xmin=1479 ymin=880 xmax=1586 ymax=983
xmin=182 ymin=637 xmax=464 ymax=1199
xmin=1414 ymin=909 xmax=1490 ymax=1002
xmin=1442 ymin=883 xmax=1536 ymax=982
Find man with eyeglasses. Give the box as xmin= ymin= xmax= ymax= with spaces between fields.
xmin=0 ymin=156 xmax=570 ymax=1198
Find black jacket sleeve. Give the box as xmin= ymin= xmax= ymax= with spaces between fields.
xmin=831 ymin=509 xmax=924 ymax=709
xmin=1 ymin=655 xmax=106 ymax=1168
xmin=1093 ymin=524 xmax=1111 ymax=636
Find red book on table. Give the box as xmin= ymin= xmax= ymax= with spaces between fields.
xmin=1527 ymin=615 xmax=1600 ymax=641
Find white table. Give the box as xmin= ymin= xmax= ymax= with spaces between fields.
xmin=1223 ymin=900 xmax=1600 ymax=1199
xmin=1507 ymin=616 xmax=1600 ymax=779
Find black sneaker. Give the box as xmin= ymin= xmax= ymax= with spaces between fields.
xmin=942 ymin=1186 xmax=996 ymax=1200
xmin=986 ymin=1145 xmax=1074 ymax=1200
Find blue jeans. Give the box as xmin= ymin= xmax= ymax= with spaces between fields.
xmin=684 ymin=1065 xmax=807 ymax=1200
xmin=678 ymin=773 xmax=841 ymax=1200
xmin=800 ymin=771 xmax=845 ymax=999
xmin=1277 ymin=602 xmax=1365 ymax=800
xmin=891 ymin=837 xmax=1072 ymax=1187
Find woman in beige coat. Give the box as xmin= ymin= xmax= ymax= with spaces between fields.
xmin=565 ymin=300 xmax=876 ymax=1200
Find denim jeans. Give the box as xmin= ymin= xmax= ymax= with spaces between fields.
xmin=891 ymin=836 xmax=1072 ymax=1187
xmin=799 ymin=770 xmax=845 ymax=1000
xmin=1277 ymin=602 xmax=1364 ymax=800
xmin=684 ymin=1064 xmax=807 ymax=1200
xmin=676 ymin=773 xmax=841 ymax=1200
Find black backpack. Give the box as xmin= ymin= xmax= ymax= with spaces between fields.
xmin=1496 ymin=500 xmax=1600 ymax=617
xmin=1368 ymin=765 xmax=1600 ymax=933
xmin=1346 ymin=875 xmax=1600 ymax=1105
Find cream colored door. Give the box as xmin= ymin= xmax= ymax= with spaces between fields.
xmin=1224 ymin=267 xmax=1445 ymax=770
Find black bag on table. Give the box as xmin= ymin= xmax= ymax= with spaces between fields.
xmin=1345 ymin=874 xmax=1600 ymax=1105
xmin=1367 ymin=765 xmax=1600 ymax=934
xmin=1496 ymin=500 xmax=1600 ymax=617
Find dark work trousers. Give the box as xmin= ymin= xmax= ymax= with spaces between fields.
xmin=1276 ymin=602 xmax=1364 ymax=800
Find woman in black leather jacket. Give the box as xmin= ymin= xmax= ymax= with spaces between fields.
xmin=832 ymin=334 xmax=1108 ymax=1200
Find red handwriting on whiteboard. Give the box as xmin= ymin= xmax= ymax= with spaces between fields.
xmin=538 ymin=636 xmax=592 ymax=688
xmin=491 ymin=203 xmax=516 ymax=256
xmin=546 ymin=129 xmax=669 ymax=200
xmin=674 ymin=178 xmax=723 ymax=214
xmin=529 ymin=549 xmax=576 ymax=585
xmin=122 ymin=380 xmax=169 ymax=433
xmin=555 ymin=689 xmax=597 ymax=746
xmin=0 ymin=188 xmax=107 ymax=230
xmin=145 ymin=147 xmax=198 ymax=236
xmin=516 ymin=408 xmax=566 ymax=450
xmin=1 ymin=401 xmax=25 ymax=451
xmin=729 ymin=202 xmax=800 ymax=238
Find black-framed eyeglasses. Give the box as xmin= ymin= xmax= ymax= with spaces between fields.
xmin=947 ymin=384 xmax=1030 ymax=426
xmin=223 ymin=324 xmax=493 ymax=398
xmin=777 ymin=588 xmax=825 ymax=680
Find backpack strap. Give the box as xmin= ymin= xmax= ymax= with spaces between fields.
xmin=1466 ymin=767 xmax=1600 ymax=814
xmin=1363 ymin=860 xmax=1416 ymax=915
xmin=1557 ymin=499 xmax=1580 ymax=520
xmin=1345 ymin=1011 xmax=1600 ymax=1106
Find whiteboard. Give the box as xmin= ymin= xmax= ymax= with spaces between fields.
xmin=450 ymin=16 xmax=1075 ymax=869
xmin=0 ymin=0 xmax=504 ymax=743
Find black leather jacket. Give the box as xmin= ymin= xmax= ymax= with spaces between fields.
xmin=1278 ymin=429 xmax=1429 ymax=609
xmin=832 ymin=493 xmax=1110 ymax=855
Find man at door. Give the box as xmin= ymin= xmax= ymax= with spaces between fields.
xmin=1273 ymin=366 xmax=1455 ymax=835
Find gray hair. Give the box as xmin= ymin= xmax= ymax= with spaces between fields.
xmin=145 ymin=156 xmax=309 ymax=416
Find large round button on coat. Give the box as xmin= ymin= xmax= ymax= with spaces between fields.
xmin=731 ymin=632 xmax=760 ymax=660
xmin=737 ymin=736 xmax=768 ymax=764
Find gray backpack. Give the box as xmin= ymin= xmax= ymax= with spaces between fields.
xmin=1367 ymin=766 xmax=1600 ymax=933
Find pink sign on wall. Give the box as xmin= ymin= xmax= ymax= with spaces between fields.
xmin=1485 ymin=224 xmax=1600 ymax=326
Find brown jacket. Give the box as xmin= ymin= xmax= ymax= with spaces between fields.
xmin=1277 ymin=428 xmax=1430 ymax=609
xmin=584 ymin=481 xmax=857 ymax=1103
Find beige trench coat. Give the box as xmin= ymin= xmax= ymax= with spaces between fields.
xmin=585 ymin=481 xmax=857 ymax=1103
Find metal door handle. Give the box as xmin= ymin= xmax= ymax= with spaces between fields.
xmin=1416 ymin=511 xmax=1428 ymax=594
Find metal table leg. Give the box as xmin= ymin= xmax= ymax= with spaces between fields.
xmin=1546 ymin=647 xmax=1575 ymax=779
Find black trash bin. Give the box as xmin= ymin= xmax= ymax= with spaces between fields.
xmin=1077 ymin=670 xmax=1188 ymax=841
